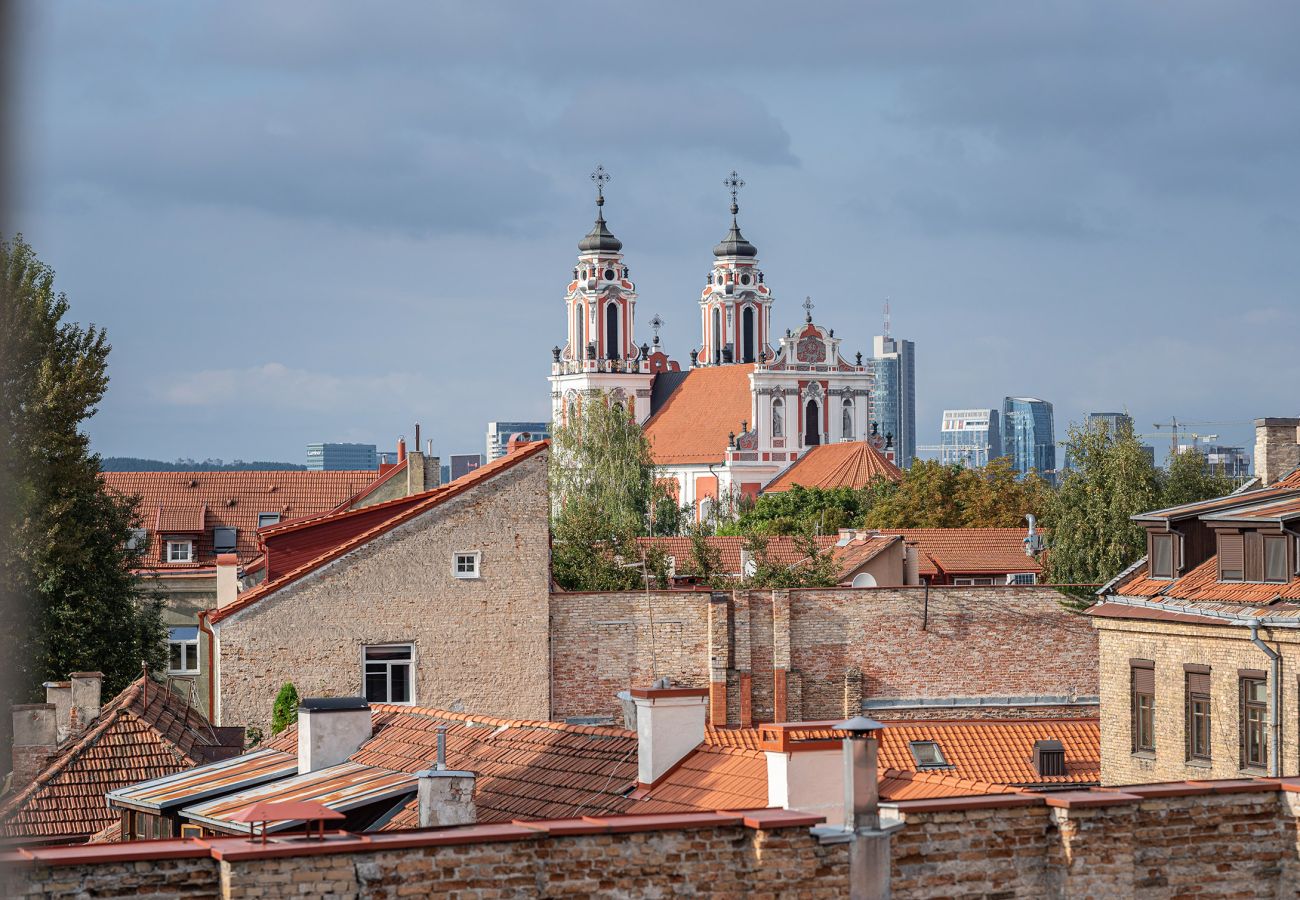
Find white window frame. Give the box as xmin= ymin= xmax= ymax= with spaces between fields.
xmin=1006 ymin=573 xmax=1038 ymax=585
xmin=167 ymin=627 xmax=200 ymax=674
xmin=453 ymin=550 xmax=482 ymax=579
xmin=362 ymin=643 xmax=415 ymax=705
xmin=166 ymin=539 xmax=194 ymax=563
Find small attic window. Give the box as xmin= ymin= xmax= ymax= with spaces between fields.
xmin=1034 ymin=739 xmax=1066 ymax=777
xmin=1150 ymin=533 xmax=1175 ymax=579
xmin=212 ymin=527 xmax=237 ymax=553
xmin=908 ymin=741 xmax=949 ymax=769
xmin=257 ymin=512 xmax=281 ymax=529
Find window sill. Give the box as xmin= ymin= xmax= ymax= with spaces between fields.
xmin=1185 ymin=759 xmax=1213 ymax=770
xmin=452 ymin=573 xmax=481 ymax=580
xmin=167 ymin=670 xmax=200 ymax=677
xmin=1130 ymin=750 xmax=1156 ymax=760
xmin=1238 ymin=767 xmax=1268 ymax=777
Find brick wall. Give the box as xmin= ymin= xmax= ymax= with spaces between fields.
xmin=1095 ymin=617 xmax=1300 ymax=785
xmin=552 ymin=585 xmax=1098 ymax=725
xmin=215 ymin=452 xmax=551 ymax=734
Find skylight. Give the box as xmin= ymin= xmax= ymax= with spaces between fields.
xmin=908 ymin=740 xmax=949 ymax=768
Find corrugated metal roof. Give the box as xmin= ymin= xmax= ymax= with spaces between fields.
xmin=107 ymin=748 xmax=298 ymax=813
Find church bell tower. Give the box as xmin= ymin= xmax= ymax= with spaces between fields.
xmin=698 ymin=171 xmax=774 ymax=366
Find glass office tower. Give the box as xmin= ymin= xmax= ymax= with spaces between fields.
xmin=870 ymin=335 xmax=916 ymax=468
xmin=939 ymin=409 xmax=1002 ymax=468
xmin=1002 ymin=397 xmax=1056 ymax=479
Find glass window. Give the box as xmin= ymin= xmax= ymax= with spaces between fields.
xmin=454 ymin=551 xmax=480 ymax=579
xmin=1007 ymin=573 xmax=1037 ymax=585
xmin=257 ymin=512 xmax=282 ymax=529
xmin=168 ymin=627 xmax=200 ymax=673
xmin=364 ymin=644 xmax=413 ymax=704
xmin=1186 ymin=675 xmax=1212 ymax=761
xmin=1241 ymin=678 xmax=1267 ymax=769
xmin=126 ymin=528 xmax=148 ymax=551
xmin=1131 ymin=665 xmax=1155 ymax=753
xmin=908 ymin=741 xmax=948 ymax=768
xmin=1150 ymin=534 xmax=1174 ymax=579
xmin=1264 ymin=536 xmax=1288 ymax=583
xmin=166 ymin=540 xmax=193 ymax=563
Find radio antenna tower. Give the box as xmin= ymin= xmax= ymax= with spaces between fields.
xmin=883 ymin=299 xmax=892 ymax=339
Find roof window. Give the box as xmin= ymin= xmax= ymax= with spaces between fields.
xmin=212 ymin=527 xmax=237 ymax=553
xmin=1033 ymin=739 xmax=1066 ymax=777
xmin=1150 ymin=533 xmax=1175 ymax=579
xmin=257 ymin=512 xmax=281 ymax=529
xmin=908 ymin=740 xmax=949 ymax=769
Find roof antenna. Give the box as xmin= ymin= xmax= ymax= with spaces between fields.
xmin=883 ymin=299 xmax=891 ymax=339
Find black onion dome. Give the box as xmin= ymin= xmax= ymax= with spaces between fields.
xmin=578 ymin=197 xmax=623 ymax=253
xmin=713 ymin=202 xmax=757 ymax=258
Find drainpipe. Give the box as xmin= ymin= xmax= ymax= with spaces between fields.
xmin=197 ymin=609 xmax=217 ymax=722
xmin=1248 ymin=622 xmax=1281 ymax=777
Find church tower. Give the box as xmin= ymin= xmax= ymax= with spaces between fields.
xmin=698 ymin=171 xmax=774 ymax=366
xmin=550 ymin=167 xmax=654 ymax=426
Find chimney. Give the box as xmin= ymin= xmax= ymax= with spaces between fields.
xmin=629 ymin=680 xmax=708 ymax=786
xmin=297 ymin=698 xmax=372 ymax=775
xmin=903 ymin=542 xmax=919 ymax=586
xmin=396 ymin=437 xmax=407 ymax=463
xmin=1255 ymin=418 xmax=1300 ymax=486
xmin=216 ymin=553 xmax=239 ymax=610
xmin=69 ymin=671 xmax=103 ymax=736
xmin=406 ymin=447 xmax=426 ymax=494
xmin=11 ymin=703 xmax=58 ymax=787
xmin=43 ymin=681 xmax=72 ymax=744
xmin=823 ymin=715 xmax=895 ymax=900
xmin=763 ymin=727 xmax=844 ymax=821
xmin=416 ymin=726 xmax=476 ymax=828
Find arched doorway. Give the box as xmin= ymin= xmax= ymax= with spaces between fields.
xmin=804 ymin=399 xmax=821 ymax=446
xmin=741 ymin=306 xmax=756 ymax=363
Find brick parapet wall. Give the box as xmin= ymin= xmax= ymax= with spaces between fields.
xmin=552 ymin=585 xmax=1098 ymax=725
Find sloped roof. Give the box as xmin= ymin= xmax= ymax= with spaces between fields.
xmin=876 ymin=528 xmax=1042 ymax=576
xmin=642 ymin=365 xmax=754 ymax=465
xmin=103 ymin=470 xmax=378 ymax=571
xmin=0 ymin=678 xmax=242 ymax=842
xmin=764 ymin=442 xmax=902 ymax=492
xmin=209 ymin=442 xmax=549 ymax=625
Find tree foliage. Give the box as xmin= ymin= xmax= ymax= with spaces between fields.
xmin=0 ymin=235 xmax=166 ymax=708
xmin=722 ymin=485 xmax=869 ymax=537
xmin=549 ymin=391 xmax=673 ymax=591
xmin=271 ymin=682 xmax=300 ymax=735
xmin=740 ymin=530 xmax=840 ymax=588
xmin=863 ymin=457 xmax=1054 ymax=529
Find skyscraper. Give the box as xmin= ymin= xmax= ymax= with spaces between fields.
xmin=1002 ymin=397 xmax=1056 ymax=478
xmin=939 ymin=409 xmax=1002 ymax=468
xmin=486 ymin=421 xmax=551 ymax=461
xmin=1086 ymin=412 xmax=1132 ymax=436
xmin=870 ymin=335 xmax=916 ymax=468
xmin=305 ymin=442 xmax=378 ymax=471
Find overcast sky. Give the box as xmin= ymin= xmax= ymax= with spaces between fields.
xmin=13 ymin=2 xmax=1300 ymax=466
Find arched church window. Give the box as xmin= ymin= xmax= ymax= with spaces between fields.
xmin=804 ymin=399 xmax=821 ymax=447
xmin=711 ymin=307 xmax=721 ymax=363
xmin=574 ymin=304 xmax=584 ymax=354
xmin=772 ymin=398 xmax=784 ymax=438
xmin=842 ymin=398 xmax=854 ymax=439
xmin=741 ymin=306 xmax=756 ymax=363
xmin=605 ymin=302 xmax=619 ymax=359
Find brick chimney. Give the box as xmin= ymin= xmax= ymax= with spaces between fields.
xmin=1255 ymin=418 xmax=1300 ymax=486
xmin=43 ymin=681 xmax=72 ymax=744
xmin=629 ymin=681 xmax=708 ymax=787
xmin=69 ymin=672 xmax=103 ymax=737
xmin=297 ymin=698 xmax=372 ymax=775
xmin=416 ymin=726 xmax=476 ymax=828
xmin=215 ymin=553 xmax=239 ymax=610
xmin=11 ymin=703 xmax=58 ymax=787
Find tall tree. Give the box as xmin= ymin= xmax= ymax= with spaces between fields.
xmin=1160 ymin=447 xmax=1235 ymax=508
xmin=549 ymin=390 xmax=669 ymax=591
xmin=722 ymin=485 xmax=869 ymax=537
xmin=1 ymin=235 xmax=166 ymax=708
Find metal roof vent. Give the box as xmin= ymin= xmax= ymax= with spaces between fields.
xmin=213 ymin=527 xmax=237 ymax=553
xmin=1034 ymin=739 xmax=1066 ymax=777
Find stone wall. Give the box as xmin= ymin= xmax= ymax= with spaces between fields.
xmin=1095 ymin=616 xmax=1300 ymax=785
xmin=8 ymin=787 xmax=1300 ymax=899
xmin=1255 ymin=417 xmax=1300 ymax=485
xmin=552 ymin=585 xmax=1098 ymax=725
xmin=215 ymin=451 xmax=551 ymax=734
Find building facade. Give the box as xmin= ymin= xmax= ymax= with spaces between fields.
xmin=448 ymin=454 xmax=482 ymax=481
xmin=1002 ymin=397 xmax=1056 ymax=478
xmin=870 ymin=335 xmax=916 ymax=468
xmin=486 ymin=422 xmax=550 ymax=461
xmin=306 ymin=443 xmax=378 ymax=471
xmin=1199 ymin=444 xmax=1252 ymax=482
xmin=939 ymin=408 xmax=1001 ymax=468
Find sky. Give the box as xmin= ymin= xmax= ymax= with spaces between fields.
xmin=12 ymin=2 xmax=1300 ymax=466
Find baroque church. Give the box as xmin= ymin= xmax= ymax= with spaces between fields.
xmin=549 ymin=169 xmax=897 ymax=519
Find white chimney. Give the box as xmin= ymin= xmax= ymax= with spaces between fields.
xmin=630 ymin=682 xmax=708 ymax=786
xmin=416 ymin=726 xmax=476 ymax=828
xmin=43 ymin=681 xmax=72 ymax=744
xmin=297 ymin=698 xmax=372 ymax=775
xmin=216 ymin=553 xmax=239 ymax=610
xmin=11 ymin=703 xmax=58 ymax=787
xmin=69 ymin=671 xmax=102 ymax=736
xmin=762 ymin=724 xmax=845 ymax=820
xmin=903 ymin=543 xmax=920 ymax=586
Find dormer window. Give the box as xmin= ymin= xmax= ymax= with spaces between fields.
xmin=1150 ymin=533 xmax=1176 ymax=579
xmin=1264 ymin=535 xmax=1288 ymax=583
xmin=166 ymin=539 xmax=193 ymax=563
xmin=1219 ymin=532 xmax=1244 ymax=582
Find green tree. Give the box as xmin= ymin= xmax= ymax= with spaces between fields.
xmin=861 ymin=460 xmax=966 ymax=528
xmin=549 ymin=391 xmax=670 ymax=591
xmin=742 ymin=529 xmax=840 ymax=588
xmin=724 ymin=485 xmax=868 ymax=537
xmin=1045 ymin=418 xmax=1161 ymax=601
xmin=1160 ymin=448 xmax=1234 ymax=508
xmin=0 ymin=235 xmax=166 ymax=708
xmin=271 ymin=682 xmax=300 ymax=735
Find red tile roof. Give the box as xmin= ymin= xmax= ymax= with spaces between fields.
xmin=764 ymin=442 xmax=902 ymax=492
xmin=209 ymin=442 xmax=549 ymax=625
xmin=643 ymin=365 xmax=754 ymax=465
xmin=103 ymin=470 xmax=379 ymax=572
xmin=0 ymin=678 xmax=242 ymax=842
xmin=876 ymin=528 xmax=1042 ymax=577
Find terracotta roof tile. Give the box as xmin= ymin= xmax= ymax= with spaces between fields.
xmin=643 ymin=365 xmax=754 ymax=465
xmin=104 ymin=470 xmax=379 ymax=571
xmin=876 ymin=528 xmax=1043 ymax=577
xmin=765 ymin=442 xmax=903 ymax=492
xmin=0 ymin=678 xmax=242 ymax=841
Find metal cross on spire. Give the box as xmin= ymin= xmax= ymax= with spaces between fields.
xmin=591 ymin=165 xmax=610 ymax=206
xmin=724 ymin=170 xmax=745 ymax=214
xmin=802 ymin=295 xmax=814 ymax=322
xmin=650 ymin=313 xmax=664 ymax=345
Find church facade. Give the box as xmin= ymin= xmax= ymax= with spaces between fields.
xmin=549 ymin=170 xmax=884 ymax=520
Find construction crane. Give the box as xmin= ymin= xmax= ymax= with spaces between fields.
xmin=1152 ymin=419 xmax=1251 ymax=461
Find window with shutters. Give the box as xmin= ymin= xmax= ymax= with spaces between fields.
xmin=1264 ymin=535 xmax=1288 ymax=584
xmin=1185 ymin=667 xmax=1212 ymax=762
xmin=1131 ymin=660 xmax=1155 ymax=753
xmin=1218 ymin=532 xmax=1244 ymax=582
xmin=1150 ymin=533 xmax=1175 ymax=579
xmin=1240 ymin=675 xmax=1267 ymax=770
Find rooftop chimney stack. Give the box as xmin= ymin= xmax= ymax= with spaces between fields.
xmin=215 ymin=553 xmax=239 ymax=610
xmin=818 ymin=716 xmax=895 ymax=900
xmin=69 ymin=672 xmax=103 ymax=737
xmin=297 ymin=698 xmax=372 ymax=775
xmin=417 ymin=725 xmax=477 ymax=828
xmin=396 ymin=437 xmax=407 ymax=463
xmin=11 ymin=703 xmax=58 ymax=788
xmin=1255 ymin=418 xmax=1300 ymax=486
xmin=763 ymin=728 xmax=844 ymax=821
xmin=43 ymin=681 xmax=72 ymax=743
xmin=630 ymin=679 xmax=708 ymax=787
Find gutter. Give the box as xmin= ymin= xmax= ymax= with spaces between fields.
xmin=1248 ymin=622 xmax=1282 ymax=778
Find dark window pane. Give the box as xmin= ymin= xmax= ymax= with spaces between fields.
xmin=364 ymin=671 xmax=388 ymax=702
xmin=390 ymin=663 xmax=410 ymax=703
xmin=365 ymin=646 xmax=411 ymax=661
xmin=170 ymin=643 xmax=183 ymax=671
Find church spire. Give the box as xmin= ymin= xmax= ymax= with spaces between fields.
xmin=578 ymin=164 xmax=623 ymax=253
xmin=713 ymin=170 xmax=757 ymax=258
